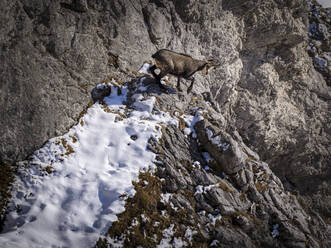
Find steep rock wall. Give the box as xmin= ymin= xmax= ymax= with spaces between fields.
xmin=220 ymin=0 xmax=331 ymax=218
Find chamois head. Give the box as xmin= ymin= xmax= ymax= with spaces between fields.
xmin=201 ymin=60 xmax=220 ymax=75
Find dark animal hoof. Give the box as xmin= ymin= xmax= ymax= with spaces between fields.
xmin=157 ymin=82 xmax=168 ymax=92
xmin=160 ymin=86 xmax=168 ymax=93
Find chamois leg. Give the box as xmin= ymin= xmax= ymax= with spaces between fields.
xmin=150 ymin=65 xmax=161 ymax=82
xmin=157 ymin=69 xmax=170 ymax=91
xmin=176 ymin=77 xmax=182 ymax=92
xmin=187 ymin=77 xmax=195 ymax=93
xmin=158 ymin=69 xmax=169 ymax=80
xmin=150 ymin=65 xmax=169 ymax=91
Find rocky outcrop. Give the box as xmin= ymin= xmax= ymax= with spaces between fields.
xmin=218 ymin=0 xmax=331 ymax=219
xmin=98 ymin=78 xmax=329 ymax=247
xmin=0 ymin=0 xmax=330 ymax=239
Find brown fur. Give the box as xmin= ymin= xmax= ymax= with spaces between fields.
xmin=150 ymin=49 xmax=217 ymax=93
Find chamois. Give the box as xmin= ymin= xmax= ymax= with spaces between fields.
xmin=149 ymin=49 xmax=218 ymax=93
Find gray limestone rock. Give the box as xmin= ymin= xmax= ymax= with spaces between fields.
xmin=194 ymin=119 xmax=247 ymax=174
xmin=125 ymin=79 xmax=329 ymax=247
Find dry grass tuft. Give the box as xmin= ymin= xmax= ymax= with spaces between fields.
xmin=220 ymin=215 xmax=233 ymax=227
xmin=235 ymin=210 xmax=251 ymax=220
xmin=102 ymin=171 xmax=164 ymax=247
xmin=255 ymin=181 xmax=268 ymax=193
xmin=239 ymin=192 xmax=247 ymax=202
xmin=44 ymin=165 xmax=54 ymax=174
xmin=70 ymin=135 xmax=77 ymax=143
xmin=61 ymin=138 xmax=74 ymax=156
xmin=219 ymin=181 xmax=232 ymax=193
xmin=95 ymin=171 xmax=206 ymax=248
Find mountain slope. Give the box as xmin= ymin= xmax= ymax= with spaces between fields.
xmin=2 ymin=75 xmax=329 ymax=247
xmin=0 ymin=80 xmax=177 ymax=247
xmin=0 ymin=0 xmax=330 ymax=247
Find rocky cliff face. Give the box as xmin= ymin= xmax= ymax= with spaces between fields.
xmin=0 ymin=0 xmax=330 ymax=246
xmin=93 ymin=78 xmax=329 ymax=247
xmin=221 ymin=0 xmax=331 ymax=220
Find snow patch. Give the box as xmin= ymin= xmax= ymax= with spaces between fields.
xmin=194 ymin=184 xmax=219 ymax=196
xmin=131 ymin=218 xmax=139 ymax=227
xmin=0 ymin=82 xmax=178 ymax=248
xmin=272 ymin=224 xmax=279 ymax=238
xmin=202 ymin=152 xmax=212 ymax=162
xmin=157 ymin=224 xmax=175 ymax=248
xmin=210 ymin=240 xmax=220 ymax=246
xmin=195 ymin=185 xmax=204 ymax=195
xmin=138 ymin=63 xmax=152 ymax=74
xmin=157 ymin=224 xmax=188 ymax=248
xmin=132 ymin=94 xmax=156 ymax=113
xmin=184 ymin=227 xmax=197 ymax=243
xmin=314 ymin=56 xmax=328 ymax=72
xmin=208 ymin=214 xmax=222 ymax=226
xmin=220 ymin=142 xmax=230 ymax=151
xmin=192 ymin=161 xmax=201 ymax=169
xmin=198 ymin=210 xmax=206 ymax=216
xmin=182 ymin=110 xmax=204 ymax=138
xmin=172 ymin=237 xmax=187 ymax=248
xmin=141 ymin=214 xmax=148 ymax=223
xmin=206 ymin=128 xmax=230 ymax=151
xmin=161 ymin=193 xmax=172 ymax=204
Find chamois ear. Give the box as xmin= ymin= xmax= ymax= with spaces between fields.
xmin=201 ymin=65 xmax=207 ymax=75
xmin=208 ymin=59 xmax=221 ymax=67
xmin=202 ymin=61 xmax=215 ymax=75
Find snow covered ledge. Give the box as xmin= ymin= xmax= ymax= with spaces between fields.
xmin=0 ymin=80 xmax=178 ymax=247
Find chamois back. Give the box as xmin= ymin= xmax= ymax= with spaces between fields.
xmin=151 ymin=49 xmax=206 ymax=77
xmin=150 ymin=49 xmax=219 ymax=93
